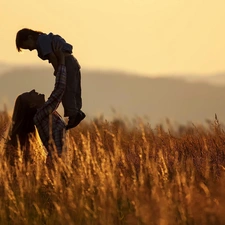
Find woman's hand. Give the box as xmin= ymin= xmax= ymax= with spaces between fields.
xmin=52 ymin=40 xmax=65 ymax=65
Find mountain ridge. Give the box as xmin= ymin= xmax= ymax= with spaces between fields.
xmin=1 ymin=66 xmax=225 ymax=126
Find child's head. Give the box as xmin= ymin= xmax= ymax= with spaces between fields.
xmin=16 ymin=28 xmax=43 ymax=52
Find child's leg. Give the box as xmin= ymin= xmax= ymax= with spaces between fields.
xmin=62 ymin=55 xmax=82 ymax=117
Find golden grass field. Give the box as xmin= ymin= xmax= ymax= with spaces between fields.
xmin=0 ymin=110 xmax=225 ymax=225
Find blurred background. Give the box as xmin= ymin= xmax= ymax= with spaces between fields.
xmin=1 ymin=0 xmax=225 ymax=126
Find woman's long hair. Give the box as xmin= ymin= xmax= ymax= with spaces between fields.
xmin=6 ymin=93 xmax=37 ymax=164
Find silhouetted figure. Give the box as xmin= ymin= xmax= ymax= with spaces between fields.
xmin=6 ymin=43 xmax=67 ymax=165
xmin=15 ymin=28 xmax=85 ymax=130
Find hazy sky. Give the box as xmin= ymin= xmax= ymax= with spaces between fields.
xmin=1 ymin=0 xmax=225 ymax=76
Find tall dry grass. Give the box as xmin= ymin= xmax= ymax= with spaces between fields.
xmin=0 ymin=111 xmax=225 ymax=225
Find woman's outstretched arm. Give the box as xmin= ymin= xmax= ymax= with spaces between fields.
xmin=34 ymin=64 xmax=66 ymax=123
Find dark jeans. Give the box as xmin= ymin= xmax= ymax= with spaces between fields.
xmin=62 ymin=55 xmax=82 ymax=117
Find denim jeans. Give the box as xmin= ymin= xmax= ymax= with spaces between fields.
xmin=62 ymin=55 xmax=82 ymax=117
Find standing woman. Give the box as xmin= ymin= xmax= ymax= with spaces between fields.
xmin=7 ymin=42 xmax=67 ymax=165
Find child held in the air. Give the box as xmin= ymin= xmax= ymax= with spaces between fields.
xmin=16 ymin=28 xmax=85 ymax=130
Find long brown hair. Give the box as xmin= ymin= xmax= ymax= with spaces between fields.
xmin=6 ymin=93 xmax=37 ymax=164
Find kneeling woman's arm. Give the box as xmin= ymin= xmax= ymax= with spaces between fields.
xmin=34 ymin=64 xmax=66 ymax=122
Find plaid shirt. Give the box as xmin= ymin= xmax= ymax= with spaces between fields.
xmin=33 ymin=65 xmax=66 ymax=156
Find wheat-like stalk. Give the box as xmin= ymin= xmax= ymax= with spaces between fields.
xmin=0 ymin=113 xmax=225 ymax=224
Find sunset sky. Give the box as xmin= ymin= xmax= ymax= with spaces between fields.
xmin=1 ymin=0 xmax=225 ymax=76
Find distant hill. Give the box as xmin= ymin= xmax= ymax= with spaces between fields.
xmin=1 ymin=66 xmax=225 ymax=126
xmin=182 ymin=73 xmax=225 ymax=86
xmin=0 ymin=62 xmax=11 ymax=76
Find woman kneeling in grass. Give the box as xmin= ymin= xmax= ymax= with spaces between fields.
xmin=7 ymin=42 xmax=67 ymax=165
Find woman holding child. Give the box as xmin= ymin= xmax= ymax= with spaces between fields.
xmin=6 ymin=42 xmax=67 ymax=164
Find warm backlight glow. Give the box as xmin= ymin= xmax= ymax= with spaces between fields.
xmin=1 ymin=0 xmax=225 ymax=75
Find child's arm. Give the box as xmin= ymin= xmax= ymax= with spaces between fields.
xmin=37 ymin=34 xmax=60 ymax=74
